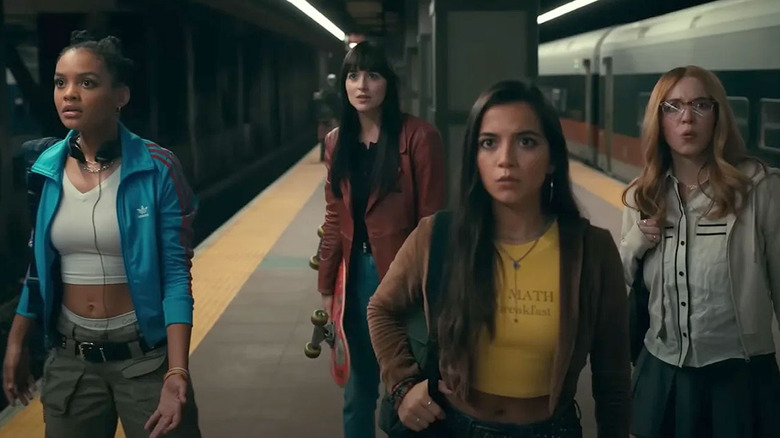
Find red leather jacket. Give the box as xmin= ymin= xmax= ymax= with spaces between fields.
xmin=318 ymin=114 xmax=445 ymax=295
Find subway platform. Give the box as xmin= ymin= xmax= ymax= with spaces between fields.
xmin=1 ymin=147 xmax=777 ymax=437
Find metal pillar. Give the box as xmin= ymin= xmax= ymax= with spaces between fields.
xmin=429 ymin=0 xmax=539 ymax=203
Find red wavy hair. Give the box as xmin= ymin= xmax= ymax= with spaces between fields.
xmin=622 ymin=65 xmax=756 ymax=220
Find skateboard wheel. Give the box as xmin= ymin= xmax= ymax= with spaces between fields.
xmin=309 ymin=254 xmax=319 ymax=270
xmin=304 ymin=342 xmax=321 ymax=358
xmin=317 ymin=226 xmax=324 ymax=238
xmin=311 ymin=309 xmax=328 ymax=326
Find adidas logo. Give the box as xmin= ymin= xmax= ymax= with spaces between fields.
xmin=137 ymin=205 xmax=149 ymax=219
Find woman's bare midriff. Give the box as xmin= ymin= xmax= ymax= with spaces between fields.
xmin=62 ymin=283 xmax=135 ymax=318
xmin=445 ymin=389 xmax=551 ymax=425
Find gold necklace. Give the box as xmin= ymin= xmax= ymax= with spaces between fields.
xmin=80 ymin=160 xmax=114 ymax=174
xmin=496 ymin=237 xmax=540 ymax=270
xmin=496 ymin=219 xmax=553 ymax=322
xmin=497 ymin=237 xmax=542 ymax=323
xmin=75 ymin=137 xmax=114 ymax=174
xmin=495 ymin=217 xmax=553 ymax=268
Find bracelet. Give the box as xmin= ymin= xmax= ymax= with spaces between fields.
xmin=390 ymin=376 xmax=418 ymax=395
xmin=391 ymin=379 xmax=418 ymax=408
xmin=163 ymin=367 xmax=190 ymax=382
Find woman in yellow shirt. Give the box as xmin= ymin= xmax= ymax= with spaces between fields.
xmin=367 ymin=80 xmax=630 ymax=437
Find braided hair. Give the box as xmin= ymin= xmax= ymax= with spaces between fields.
xmin=59 ymin=30 xmax=134 ymax=87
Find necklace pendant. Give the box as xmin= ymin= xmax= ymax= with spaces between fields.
xmin=513 ymin=261 xmax=520 ymax=270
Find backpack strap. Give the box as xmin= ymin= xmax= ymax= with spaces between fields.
xmin=423 ymin=210 xmax=451 ymax=398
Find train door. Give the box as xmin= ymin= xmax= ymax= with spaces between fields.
xmin=601 ymin=56 xmax=614 ymax=173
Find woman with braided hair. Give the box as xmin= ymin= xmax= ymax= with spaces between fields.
xmin=2 ymin=30 xmax=201 ymax=438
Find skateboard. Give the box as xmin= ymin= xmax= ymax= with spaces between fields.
xmin=309 ymin=226 xmax=324 ymax=270
xmin=304 ymin=226 xmax=351 ymax=387
xmin=305 ymin=260 xmax=350 ymax=386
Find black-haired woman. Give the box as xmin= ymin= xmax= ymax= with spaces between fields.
xmin=317 ymin=41 xmax=445 ymax=437
xmin=2 ymin=31 xmax=201 ymax=438
xmin=367 ymin=80 xmax=631 ymax=437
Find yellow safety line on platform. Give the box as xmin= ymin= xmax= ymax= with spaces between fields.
xmin=0 ymin=152 xmax=623 ymax=437
xmin=569 ymin=161 xmax=627 ymax=210
xmin=0 ymin=148 xmax=327 ymax=438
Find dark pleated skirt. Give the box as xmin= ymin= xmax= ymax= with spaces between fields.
xmin=630 ymin=347 xmax=780 ymax=438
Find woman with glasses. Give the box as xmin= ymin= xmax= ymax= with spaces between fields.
xmin=620 ymin=65 xmax=780 ymax=438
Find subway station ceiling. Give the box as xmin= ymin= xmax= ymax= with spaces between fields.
xmin=1 ymin=1 xmax=722 ymax=45
xmin=308 ymin=0 xmax=719 ymax=42
xmin=307 ymin=0 xmax=583 ymax=36
xmin=307 ymin=0 xmax=405 ymax=37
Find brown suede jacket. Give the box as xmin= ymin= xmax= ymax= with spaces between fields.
xmin=366 ymin=215 xmax=631 ymax=437
xmin=317 ymin=114 xmax=445 ymax=295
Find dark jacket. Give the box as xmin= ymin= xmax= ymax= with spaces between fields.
xmin=367 ymin=215 xmax=632 ymax=437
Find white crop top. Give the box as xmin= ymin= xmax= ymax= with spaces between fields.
xmin=50 ymin=167 xmax=128 ymax=285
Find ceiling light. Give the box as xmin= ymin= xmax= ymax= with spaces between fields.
xmin=285 ymin=0 xmax=346 ymax=41
xmin=538 ymin=0 xmax=601 ymax=24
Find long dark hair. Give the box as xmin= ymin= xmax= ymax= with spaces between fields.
xmin=329 ymin=41 xmax=402 ymax=199
xmin=437 ymin=80 xmax=580 ymax=399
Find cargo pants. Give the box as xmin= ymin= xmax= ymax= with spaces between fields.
xmin=41 ymin=317 xmax=201 ymax=438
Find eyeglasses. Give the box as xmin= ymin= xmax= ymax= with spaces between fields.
xmin=659 ymin=98 xmax=717 ymax=118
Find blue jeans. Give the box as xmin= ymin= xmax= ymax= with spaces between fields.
xmin=342 ymin=250 xmax=380 ymax=438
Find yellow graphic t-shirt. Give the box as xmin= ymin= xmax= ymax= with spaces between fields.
xmin=473 ymin=221 xmax=560 ymax=398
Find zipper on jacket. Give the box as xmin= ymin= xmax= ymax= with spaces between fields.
xmin=114 ymin=169 xmax=158 ymax=346
xmin=115 ymin=175 xmax=135 ymax=301
xmin=35 ymin=170 xmax=62 ymax=341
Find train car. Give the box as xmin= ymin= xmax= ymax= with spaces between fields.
xmin=538 ymin=0 xmax=780 ymax=182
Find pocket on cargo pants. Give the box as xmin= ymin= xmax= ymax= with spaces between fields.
xmin=115 ymin=349 xmax=201 ymax=438
xmin=121 ymin=348 xmax=167 ymax=410
xmin=41 ymin=352 xmax=86 ymax=418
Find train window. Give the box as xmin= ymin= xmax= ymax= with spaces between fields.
xmin=637 ymin=92 xmax=651 ymax=128
xmin=540 ymin=87 xmax=567 ymax=113
xmin=727 ymin=97 xmax=750 ymax=143
xmin=759 ymin=99 xmax=780 ymax=153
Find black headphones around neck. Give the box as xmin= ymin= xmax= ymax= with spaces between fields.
xmin=68 ymin=134 xmax=121 ymax=164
